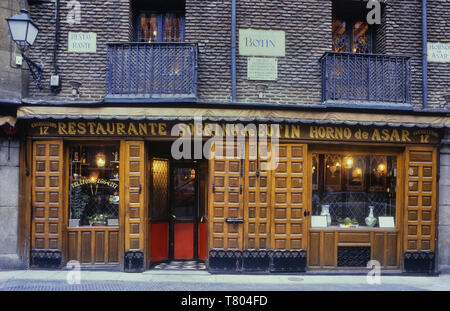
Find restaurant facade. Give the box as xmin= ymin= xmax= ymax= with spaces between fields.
xmin=3 ymin=0 xmax=450 ymax=273
xmin=15 ymin=106 xmax=447 ymax=273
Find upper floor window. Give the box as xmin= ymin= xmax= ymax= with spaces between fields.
xmin=138 ymin=12 xmax=185 ymax=42
xmin=332 ymin=0 xmax=376 ymax=53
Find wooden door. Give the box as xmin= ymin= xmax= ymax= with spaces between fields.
xmin=244 ymin=141 xmax=272 ymax=249
xmin=32 ymin=140 xmax=64 ymax=251
xmin=209 ymin=141 xmax=244 ymax=250
xmin=271 ymin=144 xmax=308 ymax=250
xmin=404 ymin=147 xmax=437 ymax=252
xmin=124 ymin=141 xmax=147 ymax=253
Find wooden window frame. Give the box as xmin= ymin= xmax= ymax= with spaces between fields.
xmin=137 ymin=11 xmax=185 ymax=43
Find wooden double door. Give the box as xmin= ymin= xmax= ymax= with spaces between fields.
xmin=208 ymin=142 xmax=308 ymax=251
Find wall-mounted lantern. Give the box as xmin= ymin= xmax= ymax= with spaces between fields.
xmin=6 ymin=9 xmax=43 ymax=89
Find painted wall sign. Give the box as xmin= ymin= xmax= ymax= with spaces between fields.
xmin=247 ymin=57 xmax=278 ymax=81
xmin=427 ymin=42 xmax=450 ymax=63
xmin=28 ymin=121 xmax=440 ymax=144
xmin=239 ymin=29 xmax=285 ymax=57
xmin=68 ymin=32 xmax=97 ymax=53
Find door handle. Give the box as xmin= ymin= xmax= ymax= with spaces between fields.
xmin=304 ymin=210 xmax=311 ymax=217
xmin=225 ymin=218 xmax=244 ymax=224
xmin=139 ymin=184 xmax=142 ymax=194
xmin=200 ymin=215 xmax=208 ymax=223
xmin=170 ymin=214 xmax=176 ymax=219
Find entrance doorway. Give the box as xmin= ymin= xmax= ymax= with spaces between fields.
xmin=169 ymin=162 xmax=198 ymax=259
xmin=148 ymin=142 xmax=207 ymax=265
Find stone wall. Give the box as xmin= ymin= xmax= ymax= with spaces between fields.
xmin=0 ymin=0 xmax=27 ymax=101
xmin=439 ymin=128 xmax=450 ymax=273
xmin=0 ymin=138 xmax=22 ymax=269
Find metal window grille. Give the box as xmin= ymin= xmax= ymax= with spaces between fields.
xmin=107 ymin=42 xmax=198 ymax=98
xmin=320 ymin=52 xmax=411 ymax=105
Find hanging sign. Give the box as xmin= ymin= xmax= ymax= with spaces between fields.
xmin=239 ymin=29 xmax=285 ymax=57
xmin=427 ymin=43 xmax=450 ymax=62
xmin=68 ymin=32 xmax=97 ymax=53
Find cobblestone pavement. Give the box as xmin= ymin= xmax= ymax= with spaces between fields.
xmin=0 ymin=270 xmax=449 ymax=291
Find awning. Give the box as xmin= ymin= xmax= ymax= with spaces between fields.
xmin=0 ymin=115 xmax=16 ymax=127
xmin=17 ymin=106 xmax=450 ymax=128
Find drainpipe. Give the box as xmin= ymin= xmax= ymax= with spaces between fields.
xmin=422 ymin=0 xmax=428 ymax=108
xmin=231 ymin=0 xmax=237 ymax=102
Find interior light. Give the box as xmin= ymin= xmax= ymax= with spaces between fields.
xmin=344 ymin=157 xmax=354 ymax=169
xmin=96 ymin=153 xmax=105 ymax=167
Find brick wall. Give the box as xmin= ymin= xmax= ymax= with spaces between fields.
xmin=185 ymin=0 xmax=232 ymax=102
xmin=27 ymin=0 xmax=130 ymax=101
xmin=25 ymin=0 xmax=449 ymax=110
xmin=427 ymin=0 xmax=450 ymax=109
xmin=234 ymin=0 xmax=332 ymax=105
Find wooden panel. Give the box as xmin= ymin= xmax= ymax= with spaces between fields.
xmin=386 ymin=233 xmax=398 ymax=267
xmin=95 ymin=231 xmax=105 ymax=263
xmin=372 ymin=233 xmax=385 ymax=266
xmin=322 ymin=232 xmax=335 ymax=267
xmin=404 ymin=147 xmax=437 ymax=252
xmin=309 ymin=232 xmax=321 ymax=266
xmin=309 ymin=229 xmax=399 ymax=269
xmin=244 ymin=141 xmax=271 ymax=249
xmin=125 ymin=141 xmax=147 ymax=252
xmin=271 ymin=144 xmax=307 ymax=250
xmin=109 ymin=231 xmax=119 ymax=263
xmin=338 ymin=232 xmax=370 ymax=243
xmin=67 ymin=228 xmax=119 ymax=264
xmin=81 ymin=231 xmax=92 ymax=263
xmin=31 ymin=141 xmax=63 ymax=250
xmin=67 ymin=231 xmax=78 ymax=261
xmin=209 ymin=141 xmax=244 ymax=250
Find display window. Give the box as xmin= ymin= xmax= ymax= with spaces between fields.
xmin=68 ymin=144 xmax=120 ymax=227
xmin=311 ymin=152 xmax=397 ymax=228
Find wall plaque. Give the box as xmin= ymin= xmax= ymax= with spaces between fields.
xmin=68 ymin=32 xmax=97 ymax=53
xmin=239 ymin=29 xmax=285 ymax=57
xmin=427 ymin=42 xmax=450 ymax=63
xmin=247 ymin=57 xmax=278 ymax=81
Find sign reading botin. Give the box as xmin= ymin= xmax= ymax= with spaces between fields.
xmin=239 ymin=29 xmax=285 ymax=57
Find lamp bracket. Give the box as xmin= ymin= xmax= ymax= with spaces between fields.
xmin=22 ymin=53 xmax=44 ymax=90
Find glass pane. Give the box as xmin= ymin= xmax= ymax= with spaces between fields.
xmin=332 ymin=20 xmax=347 ymax=52
xmin=312 ymin=153 xmax=397 ymax=228
xmin=68 ymin=145 xmax=120 ymax=227
xmin=140 ymin=14 xmax=159 ymax=42
xmin=352 ymin=21 xmax=370 ymax=53
xmin=151 ymin=159 xmax=169 ymax=220
xmin=173 ymin=167 xmax=196 ymax=219
xmin=165 ymin=13 xmax=183 ymax=42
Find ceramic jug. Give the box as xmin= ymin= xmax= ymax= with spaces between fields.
xmin=365 ymin=206 xmax=377 ymax=227
xmin=320 ymin=205 xmax=332 ymax=226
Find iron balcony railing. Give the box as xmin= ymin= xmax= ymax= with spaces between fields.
xmin=320 ymin=52 xmax=412 ymax=105
xmin=106 ymin=42 xmax=198 ymax=99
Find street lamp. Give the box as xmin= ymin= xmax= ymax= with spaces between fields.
xmin=6 ymin=9 xmax=43 ymax=89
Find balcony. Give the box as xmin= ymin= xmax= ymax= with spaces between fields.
xmin=106 ymin=43 xmax=198 ymax=102
xmin=320 ymin=52 xmax=412 ymax=108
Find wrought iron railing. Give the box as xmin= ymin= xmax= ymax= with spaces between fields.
xmin=320 ymin=52 xmax=411 ymax=105
xmin=106 ymin=42 xmax=198 ymax=98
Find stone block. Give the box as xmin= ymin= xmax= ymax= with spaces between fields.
xmin=0 ymin=141 xmax=20 ymax=167
xmin=0 ymin=206 xmax=18 ymax=255
xmin=0 ymin=254 xmax=23 ymax=270
xmin=438 ymin=225 xmax=450 ymax=274
xmin=0 ymin=166 xmax=19 ymax=207
xmin=438 ymin=204 xmax=450 ymax=226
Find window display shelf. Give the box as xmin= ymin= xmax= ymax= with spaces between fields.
xmin=309 ymin=226 xmax=398 ymax=232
